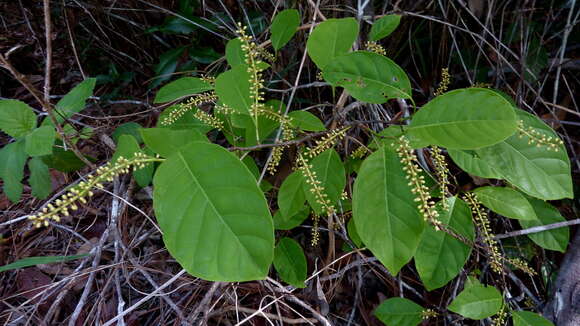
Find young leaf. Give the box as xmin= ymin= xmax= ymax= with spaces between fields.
xmin=153 ymin=142 xmax=274 ymax=281
xmin=25 ymin=125 xmax=56 ymax=157
xmin=303 ymin=149 xmax=346 ymax=215
xmin=29 ymin=157 xmax=52 ymax=199
xmin=214 ymin=65 xmax=252 ymax=115
xmin=306 ymin=18 xmax=359 ymax=70
xmin=0 ymin=254 xmax=89 ymax=273
xmin=141 ymin=128 xmax=207 ymax=157
xmin=0 ymin=99 xmax=37 ymax=138
xmin=278 ymin=170 xmax=307 ymax=218
xmin=54 ymin=78 xmax=96 ymax=124
xmin=273 ymin=237 xmax=307 ymax=288
xmin=473 ymin=186 xmax=537 ymax=220
xmin=353 ymin=145 xmax=424 ymax=275
xmin=369 ymin=15 xmax=402 ymax=41
xmin=154 ymin=77 xmax=213 ymax=103
xmin=323 ymin=51 xmax=412 ymax=103
xmin=519 ymin=197 xmax=569 ymax=252
xmin=476 ymin=109 xmax=572 ymax=200
xmin=374 ymin=297 xmax=424 ymax=326
xmin=448 ymin=279 xmax=503 ymax=320
xmin=512 ymin=311 xmax=554 ymax=326
xmin=448 ymin=149 xmax=502 ymax=179
xmin=408 ymin=88 xmax=518 ymax=149
xmin=415 ymin=197 xmax=474 ymax=291
xmin=288 ymin=111 xmax=325 ymax=131
xmin=270 ymin=9 xmax=300 ymax=51
xmin=273 ymin=206 xmax=310 ymax=230
xmin=0 ymin=140 xmax=27 ymax=202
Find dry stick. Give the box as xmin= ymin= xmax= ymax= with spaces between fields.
xmin=552 ymin=0 xmax=578 ymax=105
xmin=187 ymin=282 xmax=223 ymax=324
xmin=208 ymin=306 xmax=317 ymax=324
xmin=101 ymin=269 xmax=187 ymax=326
xmin=495 ymin=218 xmax=580 ymax=240
xmin=43 ymin=0 xmax=52 ymax=102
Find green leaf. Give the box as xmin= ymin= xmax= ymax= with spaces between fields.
xmin=353 ymin=145 xmax=424 ymax=274
xmin=448 ymin=149 xmax=502 ymax=179
xmin=273 ymin=206 xmax=310 ymax=230
xmin=476 ymin=109 xmax=572 ymax=200
xmin=278 ymin=170 xmax=307 ymax=218
xmin=408 ymin=88 xmax=518 ymax=149
xmin=225 ymin=38 xmax=245 ymax=67
xmin=53 ymin=78 xmax=96 ymax=124
xmin=519 ymin=197 xmax=569 ymax=252
xmin=150 ymin=47 xmax=186 ymax=89
xmin=0 ymin=99 xmax=37 ymax=138
xmin=154 ymin=77 xmax=213 ymax=103
xmin=29 ymin=157 xmax=51 ymax=199
xmin=374 ymin=297 xmax=423 ymax=326
xmin=41 ymin=147 xmax=86 ymax=172
xmin=214 ymin=65 xmax=252 ymax=115
xmin=474 ymin=186 xmax=537 ymax=220
xmin=347 ymin=218 xmax=363 ymax=248
xmin=323 ymin=51 xmax=412 ymax=103
xmin=0 ymin=140 xmax=27 ymax=202
xmin=448 ymin=279 xmax=503 ymax=320
xmin=512 ymin=311 xmax=554 ymax=326
xmin=153 ymin=142 xmax=274 ymax=281
xmin=25 ymin=125 xmax=56 ymax=156
xmin=289 ymin=111 xmax=325 ymax=131
xmin=415 ymin=197 xmax=474 ymax=290
xmin=273 ymin=237 xmax=307 ymax=288
xmin=141 ymin=128 xmax=207 ymax=158
xmin=112 ymin=122 xmax=144 ymax=144
xmin=271 ymin=9 xmax=300 ymax=51
xmin=302 ymin=149 xmax=346 ymax=215
xmin=306 ymin=18 xmax=359 ymax=70
xmin=0 ymin=254 xmax=89 ymax=273
xmin=369 ymin=15 xmax=402 ymax=41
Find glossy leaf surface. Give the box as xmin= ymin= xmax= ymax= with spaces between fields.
xmin=306 ymin=18 xmax=358 ymax=69
xmin=271 ymin=9 xmax=300 ymax=51
xmin=374 ymin=297 xmax=423 ymax=326
xmin=273 ymin=237 xmax=307 ymax=288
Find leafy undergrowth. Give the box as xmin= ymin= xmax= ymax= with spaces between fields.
xmin=0 ymin=1 xmax=579 ymax=325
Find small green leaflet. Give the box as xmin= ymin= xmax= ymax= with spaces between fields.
xmin=273 ymin=237 xmax=307 ymax=288
xmin=0 ymin=99 xmax=37 ymax=138
xmin=512 ymin=311 xmax=554 ymax=326
xmin=448 ymin=278 xmax=503 ymax=320
xmin=306 ymin=18 xmax=359 ymax=70
xmin=369 ymin=15 xmax=401 ymax=41
xmin=154 ymin=77 xmax=213 ymax=103
xmin=270 ymin=9 xmax=300 ymax=51
xmin=374 ymin=297 xmax=424 ymax=326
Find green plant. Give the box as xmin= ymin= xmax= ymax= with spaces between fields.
xmin=1 ymin=11 xmax=570 ymax=326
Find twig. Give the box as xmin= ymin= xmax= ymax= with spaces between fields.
xmin=43 ymin=0 xmax=52 ymax=103
xmin=494 ymin=218 xmax=580 ymax=240
xmin=209 ymin=306 xmax=317 ymax=324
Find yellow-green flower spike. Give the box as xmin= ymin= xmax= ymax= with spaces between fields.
xmin=507 ymin=257 xmax=536 ymax=276
xmin=28 ymin=153 xmax=164 ymax=228
xmin=463 ymin=192 xmax=504 ymax=274
xmin=396 ymin=136 xmax=442 ymax=230
xmin=434 ymin=68 xmax=451 ymax=96
xmin=421 ymin=309 xmax=438 ymax=320
xmin=306 ymin=127 xmax=349 ymax=158
xmin=365 ymin=41 xmax=386 ymax=56
xmin=517 ymin=120 xmax=564 ymax=151
xmin=431 ymin=146 xmax=450 ymax=211
xmin=161 ymin=92 xmax=218 ymax=126
xmin=297 ymin=152 xmax=335 ymax=218
xmin=350 ymin=145 xmax=370 ymax=159
xmin=193 ymin=110 xmax=224 ymax=131
xmin=491 ymin=302 xmax=507 ymax=326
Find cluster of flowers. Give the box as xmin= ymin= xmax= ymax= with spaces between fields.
xmin=431 ymin=145 xmax=450 ymax=211
xmin=434 ymin=68 xmax=450 ymax=96
xmin=305 ymin=127 xmax=349 ymax=158
xmin=396 ymin=136 xmax=442 ymax=230
xmin=28 ymin=153 xmax=161 ymax=228
xmin=161 ymin=92 xmax=218 ymax=126
xmin=365 ymin=41 xmax=386 ymax=56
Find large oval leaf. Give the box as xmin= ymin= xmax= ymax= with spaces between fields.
xmin=474 ymin=186 xmax=537 ymax=220
xmin=323 ymin=51 xmax=412 ymax=103
xmin=153 ymin=142 xmax=274 ymax=281
xmin=415 ymin=197 xmax=474 ymax=291
xmin=374 ymin=297 xmax=424 ymax=326
xmin=154 ymin=77 xmax=213 ymax=103
xmin=270 ymin=9 xmax=300 ymax=51
xmin=141 ymin=128 xmax=207 ymax=157
xmin=408 ymin=88 xmax=518 ymax=149
xmin=278 ymin=170 xmax=306 ymax=218
xmin=303 ymin=149 xmax=346 ymax=215
xmin=476 ymin=109 xmax=572 ymax=200
xmin=519 ymin=197 xmax=569 ymax=252
xmin=448 ymin=278 xmax=503 ymax=320
xmin=306 ymin=18 xmax=358 ymax=70
xmin=353 ymin=145 xmax=424 ymax=274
